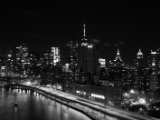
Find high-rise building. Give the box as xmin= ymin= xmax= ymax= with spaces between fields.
xmin=134 ymin=49 xmax=145 ymax=69
xmin=87 ymin=44 xmax=99 ymax=73
xmin=133 ymin=49 xmax=147 ymax=90
xmin=70 ymin=38 xmax=78 ymax=66
xmin=99 ymin=58 xmax=106 ymax=68
xmin=80 ymin=24 xmax=88 ymax=72
xmin=15 ymin=44 xmax=29 ymax=73
xmin=98 ymin=58 xmax=108 ymax=80
xmin=147 ymin=50 xmax=159 ymax=69
xmin=6 ymin=47 xmax=14 ymax=75
xmin=29 ymin=52 xmax=40 ymax=66
xmin=80 ymin=24 xmax=99 ymax=74
xmin=109 ymin=49 xmax=129 ymax=69
xmin=16 ymin=44 xmax=28 ymax=61
xmin=109 ymin=49 xmax=130 ymax=87
xmin=51 ymin=47 xmax=60 ymax=66
xmin=44 ymin=50 xmax=51 ymax=65
xmin=7 ymin=46 xmax=13 ymax=59
xmin=115 ymin=49 xmax=122 ymax=61
xmin=109 ymin=49 xmax=123 ymax=69
xmin=147 ymin=50 xmax=160 ymax=90
xmin=29 ymin=52 xmax=39 ymax=61
xmin=44 ymin=47 xmax=61 ymax=66
xmin=137 ymin=49 xmax=143 ymax=59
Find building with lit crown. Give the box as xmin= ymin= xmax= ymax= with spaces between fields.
xmin=80 ymin=24 xmax=99 ymax=74
xmin=132 ymin=49 xmax=148 ymax=91
xmin=80 ymin=24 xmax=88 ymax=72
xmin=109 ymin=49 xmax=129 ymax=69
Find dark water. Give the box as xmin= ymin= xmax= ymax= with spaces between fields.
xmin=0 ymin=88 xmax=91 ymax=120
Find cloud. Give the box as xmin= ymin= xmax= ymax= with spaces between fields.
xmin=65 ymin=43 xmax=71 ymax=47
xmin=91 ymin=39 xmax=101 ymax=43
xmin=114 ymin=43 xmax=119 ymax=46
xmin=104 ymin=43 xmax=109 ymax=46
xmin=118 ymin=41 xmax=125 ymax=45
xmin=27 ymin=33 xmax=40 ymax=37
xmin=23 ymin=10 xmax=44 ymax=19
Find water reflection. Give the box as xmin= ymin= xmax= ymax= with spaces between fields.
xmin=0 ymin=88 xmax=91 ymax=120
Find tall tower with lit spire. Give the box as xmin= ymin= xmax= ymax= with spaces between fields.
xmin=81 ymin=24 xmax=88 ymax=46
xmin=115 ymin=49 xmax=122 ymax=61
xmin=80 ymin=24 xmax=99 ymax=74
xmin=80 ymin=24 xmax=88 ymax=72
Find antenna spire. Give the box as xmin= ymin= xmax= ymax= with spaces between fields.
xmin=83 ymin=24 xmax=85 ymax=37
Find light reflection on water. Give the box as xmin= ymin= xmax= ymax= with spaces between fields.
xmin=0 ymin=88 xmax=91 ymax=120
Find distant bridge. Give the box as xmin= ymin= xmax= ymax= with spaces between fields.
xmin=0 ymin=76 xmax=42 ymax=84
xmin=0 ymin=76 xmax=41 ymax=80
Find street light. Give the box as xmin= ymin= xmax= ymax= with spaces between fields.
xmin=130 ymin=89 xmax=135 ymax=94
xmin=138 ymin=98 xmax=146 ymax=105
xmin=123 ymin=93 xmax=130 ymax=98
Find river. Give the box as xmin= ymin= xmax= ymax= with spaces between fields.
xmin=0 ymin=87 xmax=92 ymax=120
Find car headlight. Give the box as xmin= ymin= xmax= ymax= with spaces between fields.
xmin=153 ymin=106 xmax=160 ymax=111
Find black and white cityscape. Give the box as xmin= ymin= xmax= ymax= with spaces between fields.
xmin=0 ymin=1 xmax=160 ymax=120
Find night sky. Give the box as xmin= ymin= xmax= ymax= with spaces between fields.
xmin=1 ymin=1 xmax=160 ymax=66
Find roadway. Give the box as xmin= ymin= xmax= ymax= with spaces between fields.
xmin=21 ymin=84 xmax=158 ymax=120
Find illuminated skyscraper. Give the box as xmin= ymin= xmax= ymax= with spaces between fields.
xmin=44 ymin=50 xmax=50 ymax=65
xmin=147 ymin=50 xmax=160 ymax=90
xmin=70 ymin=38 xmax=78 ymax=66
xmin=29 ymin=52 xmax=39 ymax=61
xmin=109 ymin=49 xmax=129 ymax=69
xmin=137 ymin=49 xmax=143 ymax=59
xmin=147 ymin=50 xmax=158 ymax=69
xmin=133 ymin=49 xmax=147 ymax=90
xmin=109 ymin=49 xmax=123 ymax=68
xmin=51 ymin=47 xmax=60 ymax=66
xmin=87 ymin=44 xmax=99 ymax=73
xmin=80 ymin=24 xmax=88 ymax=72
xmin=134 ymin=49 xmax=145 ymax=69
xmin=6 ymin=47 xmax=14 ymax=74
xmin=7 ymin=46 xmax=13 ymax=59
xmin=16 ymin=44 xmax=28 ymax=61
xmin=99 ymin=58 xmax=106 ymax=68
xmin=98 ymin=58 xmax=106 ymax=79
xmin=29 ymin=52 xmax=40 ymax=66
xmin=109 ymin=49 xmax=130 ymax=87
xmin=115 ymin=49 xmax=122 ymax=61
xmin=15 ymin=44 xmax=29 ymax=72
xmin=80 ymin=24 xmax=99 ymax=73
xmin=44 ymin=47 xmax=60 ymax=66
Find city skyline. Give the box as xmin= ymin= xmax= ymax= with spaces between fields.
xmin=1 ymin=2 xmax=160 ymax=119
xmin=1 ymin=2 xmax=160 ymax=64
xmin=0 ymin=35 xmax=160 ymax=67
